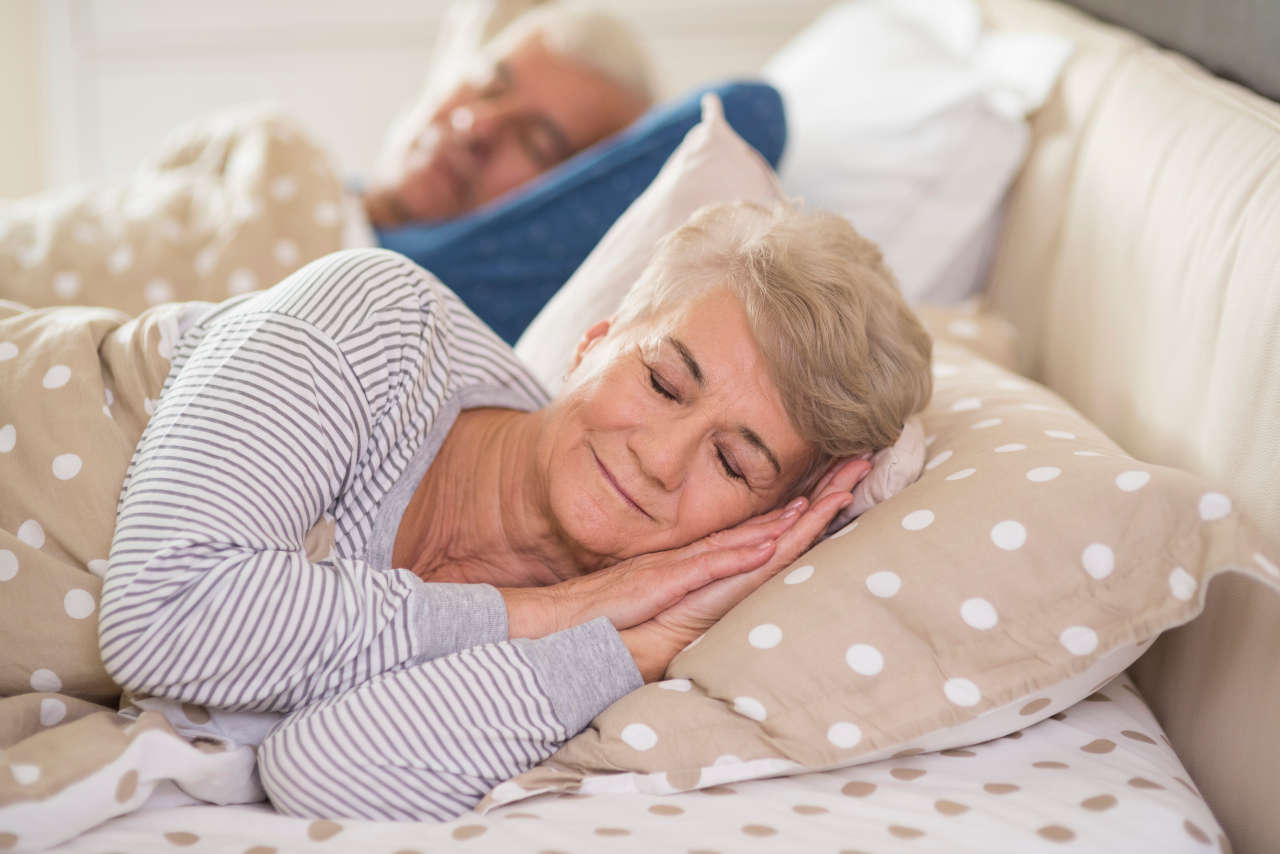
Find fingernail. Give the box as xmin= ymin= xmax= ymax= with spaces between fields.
xmin=755 ymin=540 xmax=774 ymax=551
xmin=787 ymin=497 xmax=806 ymax=510
xmin=781 ymin=506 xmax=800 ymax=520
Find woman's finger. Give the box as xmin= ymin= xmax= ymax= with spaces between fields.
xmin=772 ymin=490 xmax=855 ymax=565
xmin=682 ymin=499 xmax=806 ymax=556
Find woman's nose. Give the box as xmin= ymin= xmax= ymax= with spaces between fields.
xmin=630 ymin=419 xmax=700 ymax=493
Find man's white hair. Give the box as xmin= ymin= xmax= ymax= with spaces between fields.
xmin=484 ymin=3 xmax=653 ymax=103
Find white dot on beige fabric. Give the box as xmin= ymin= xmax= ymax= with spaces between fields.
xmin=621 ymin=723 xmax=657 ymax=751
xmin=144 ymin=398 xmax=157 ymax=416
xmin=42 ymin=365 xmax=71 ymax=389
xmin=994 ymin=443 xmax=1026 ymax=453
xmin=195 ymin=248 xmax=217 ymax=277
xmin=658 ymin=678 xmax=692 ymax=692
xmin=10 ymin=765 xmax=40 ymax=786
xmin=1075 ymin=450 xmax=1103 ymax=457
xmin=784 ymin=564 xmax=815 ymax=584
xmin=64 ymin=588 xmax=95 ymax=619
xmin=947 ymin=319 xmax=979 ymax=338
xmin=1115 ymin=470 xmax=1151 ymax=492
xmin=270 ymin=175 xmax=299 ymax=201
xmin=88 ymin=558 xmax=109 ymax=577
xmin=902 ymin=510 xmax=934 ymax=531
xmin=925 ymin=450 xmax=952 ymax=471
xmin=846 ymin=644 xmax=884 ymax=676
xmin=145 ymin=279 xmax=175 ymax=305
xmin=997 ymin=378 xmax=1029 ymax=391
xmin=732 ymin=696 xmax=767 ymax=721
xmin=228 ymin=269 xmax=258 ymax=295
xmin=990 ymin=520 xmax=1026 ymax=551
xmin=943 ymin=678 xmax=981 ymax=707
xmin=827 ymin=722 xmax=862 ymax=748
xmin=1168 ymin=567 xmax=1197 ymax=601
xmin=0 ymin=549 xmax=17 ymax=581
xmin=52 ymin=453 xmax=83 ymax=480
xmin=1026 ymin=466 xmax=1061 ymax=482
xmin=1082 ymin=543 xmax=1115 ymax=580
xmin=960 ymin=598 xmax=998 ymax=630
xmin=749 ymin=624 xmax=782 ymax=649
xmin=1059 ymin=626 xmax=1099 ymax=656
xmin=946 ymin=467 xmax=976 ymax=481
xmin=971 ymin=417 xmax=1002 ymax=429
xmin=274 ymin=239 xmax=300 ymax=267
xmin=951 ymin=397 xmax=981 ymax=412
xmin=0 ymin=341 xmax=20 ymax=361
xmin=1198 ymin=492 xmax=1232 ymax=521
xmin=52 ymin=272 xmax=81 ymax=299
xmin=30 ymin=668 xmax=62 ymax=692
xmin=866 ymin=570 xmax=901 ymax=598
xmin=830 ymin=520 xmax=858 ymax=538
xmin=39 ymin=697 xmax=67 ymax=726
xmin=1023 ymin=403 xmax=1052 ymax=411
xmin=158 ymin=218 xmax=183 ymax=241
xmin=932 ymin=363 xmax=958 ymax=378
xmin=314 ymin=201 xmax=342 ymax=226
xmin=106 ymin=245 xmax=133 ymax=274
xmin=1044 ymin=430 xmax=1076 ymax=439
xmin=17 ymin=519 xmax=45 ymax=549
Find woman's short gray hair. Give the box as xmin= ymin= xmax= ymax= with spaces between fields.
xmin=488 ymin=3 xmax=654 ymax=103
xmin=613 ymin=201 xmax=933 ymax=482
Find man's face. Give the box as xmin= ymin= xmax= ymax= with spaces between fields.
xmin=368 ymin=34 xmax=648 ymax=226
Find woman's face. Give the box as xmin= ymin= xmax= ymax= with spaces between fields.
xmin=538 ymin=289 xmax=814 ymax=566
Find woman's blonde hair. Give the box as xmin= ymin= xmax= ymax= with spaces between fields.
xmin=613 ymin=201 xmax=933 ymax=486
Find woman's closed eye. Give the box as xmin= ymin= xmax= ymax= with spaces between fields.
xmin=648 ymin=368 xmax=678 ymax=401
xmin=648 ymin=365 xmax=749 ymax=484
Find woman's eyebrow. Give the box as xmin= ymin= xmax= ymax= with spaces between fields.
xmin=666 ymin=335 xmax=781 ymax=476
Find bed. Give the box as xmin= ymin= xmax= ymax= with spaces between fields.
xmin=2 ymin=0 xmax=1278 ymax=851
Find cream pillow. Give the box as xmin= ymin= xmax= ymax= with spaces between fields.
xmin=514 ymin=93 xmax=786 ymax=392
xmin=479 ymin=339 xmax=1279 ymax=810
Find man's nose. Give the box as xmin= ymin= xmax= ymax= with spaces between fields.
xmin=630 ymin=418 xmax=701 ymax=493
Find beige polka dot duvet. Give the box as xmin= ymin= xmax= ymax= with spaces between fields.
xmin=23 ymin=674 xmax=1229 ymax=853
xmin=0 ymin=105 xmax=345 ymax=316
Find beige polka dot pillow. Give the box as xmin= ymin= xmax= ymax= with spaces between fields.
xmin=481 ymin=339 xmax=1280 ymax=810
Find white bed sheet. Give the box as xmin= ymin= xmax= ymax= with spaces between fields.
xmin=47 ymin=672 xmax=1225 ymax=853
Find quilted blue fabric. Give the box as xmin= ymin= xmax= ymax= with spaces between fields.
xmin=374 ymin=80 xmax=786 ymax=344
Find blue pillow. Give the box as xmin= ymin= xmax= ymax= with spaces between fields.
xmin=374 ymin=80 xmax=786 ymax=345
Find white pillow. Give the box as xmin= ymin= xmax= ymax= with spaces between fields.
xmin=762 ymin=0 xmax=1072 ymax=304
xmin=514 ymin=93 xmax=786 ymax=393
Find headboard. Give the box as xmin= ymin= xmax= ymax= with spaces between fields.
xmin=976 ymin=1 xmax=1280 ymax=852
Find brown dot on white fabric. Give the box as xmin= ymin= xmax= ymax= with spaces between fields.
xmin=1184 ymin=820 xmax=1210 ymax=844
xmin=984 ymin=783 xmax=1019 ymax=795
xmin=115 ymin=770 xmax=138 ymax=803
xmin=891 ymin=768 xmax=927 ymax=781
xmin=307 ymin=820 xmax=343 ymax=841
xmin=594 ymin=827 xmax=630 ymax=837
xmin=941 ymin=748 xmax=976 ymax=757
xmin=1176 ymin=777 xmax=1200 ymax=797
xmin=701 ymin=786 xmax=736 ymax=796
xmin=742 ymin=825 xmax=777 ymax=837
xmin=244 ymin=847 xmax=278 ymax=854
xmin=1128 ymin=778 xmax=1164 ymax=790
xmin=842 ymin=781 xmax=876 ymax=797
xmin=793 ymin=805 xmax=828 ymax=816
xmin=1083 ymin=692 xmax=1111 ymax=702
xmin=935 ymin=800 xmax=970 ymax=816
xmin=1038 ymin=825 xmax=1076 ymax=842
xmin=1051 ymin=712 xmax=1068 ymax=721
xmin=0 ymin=833 xmax=17 ymax=850
xmin=1082 ymin=794 xmax=1117 ymax=811
xmin=451 ymin=825 xmax=487 ymax=840
xmin=1121 ymin=730 xmax=1156 ymax=744
xmin=503 ymin=812 xmax=541 ymax=819
xmin=164 ymin=832 xmax=200 ymax=846
xmin=892 ymin=747 xmax=926 ymax=758
xmin=649 ymin=804 xmax=683 ymax=816
xmin=1081 ymin=739 xmax=1115 ymax=754
xmin=181 ymin=703 xmax=211 ymax=725
xmin=1034 ymin=761 xmax=1070 ymax=769
xmin=888 ymin=825 xmax=925 ymax=839
xmin=666 ymin=769 xmax=701 ymax=790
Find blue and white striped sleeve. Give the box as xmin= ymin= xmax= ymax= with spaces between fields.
xmin=258 ymin=618 xmax=642 ymax=821
xmin=98 ymin=250 xmax=512 ymax=712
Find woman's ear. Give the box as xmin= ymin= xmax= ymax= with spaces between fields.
xmin=568 ymin=318 xmax=612 ymax=375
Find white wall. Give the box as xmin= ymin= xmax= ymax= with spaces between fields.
xmin=30 ymin=0 xmax=831 ymax=195
xmin=0 ymin=0 xmax=45 ymax=198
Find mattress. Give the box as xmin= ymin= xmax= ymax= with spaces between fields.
xmin=47 ymin=672 xmax=1225 ymax=853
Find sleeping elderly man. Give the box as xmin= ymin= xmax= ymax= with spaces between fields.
xmin=97 ymin=200 xmax=933 ymax=821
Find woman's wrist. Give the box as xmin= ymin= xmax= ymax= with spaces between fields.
xmin=618 ymin=623 xmax=691 ymax=684
xmin=498 ymin=586 xmax=559 ymax=640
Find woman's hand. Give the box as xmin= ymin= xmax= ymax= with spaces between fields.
xmin=500 ymin=501 xmax=809 ymax=640
xmin=619 ymin=458 xmax=871 ymax=682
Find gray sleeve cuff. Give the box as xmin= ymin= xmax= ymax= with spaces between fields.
xmin=409 ymin=582 xmax=509 ymax=662
xmin=512 ymin=617 xmax=644 ymax=734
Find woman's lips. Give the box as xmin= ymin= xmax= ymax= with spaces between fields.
xmin=591 ymin=448 xmax=652 ymax=519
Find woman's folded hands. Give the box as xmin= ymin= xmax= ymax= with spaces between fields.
xmin=501 ymin=458 xmax=871 ymax=682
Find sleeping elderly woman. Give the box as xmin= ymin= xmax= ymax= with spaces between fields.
xmin=97 ymin=200 xmax=932 ymax=821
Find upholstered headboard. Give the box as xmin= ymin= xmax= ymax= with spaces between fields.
xmin=976 ymin=2 xmax=1280 ymax=852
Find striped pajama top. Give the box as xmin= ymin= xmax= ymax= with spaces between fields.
xmin=98 ymin=248 xmax=643 ymax=821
